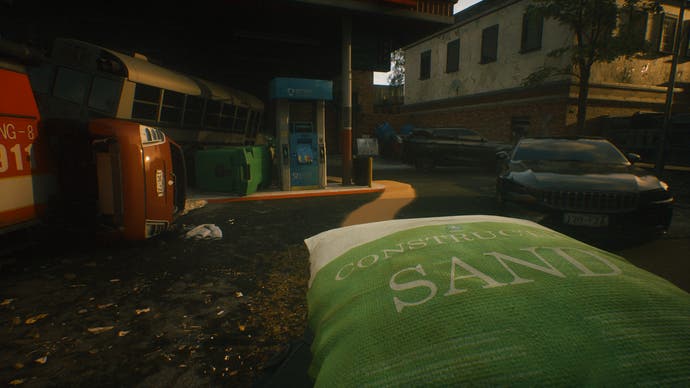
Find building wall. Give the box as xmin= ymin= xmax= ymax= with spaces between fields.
xmin=403 ymin=0 xmax=572 ymax=104
xmin=591 ymin=2 xmax=690 ymax=87
xmin=396 ymin=0 xmax=690 ymax=142
xmin=398 ymin=83 xmax=571 ymax=141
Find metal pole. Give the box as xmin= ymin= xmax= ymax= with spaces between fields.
xmin=341 ymin=14 xmax=353 ymax=185
xmin=655 ymin=0 xmax=686 ymax=176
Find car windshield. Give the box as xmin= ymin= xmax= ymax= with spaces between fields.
xmin=512 ymin=138 xmax=630 ymax=164
xmin=432 ymin=128 xmax=483 ymax=141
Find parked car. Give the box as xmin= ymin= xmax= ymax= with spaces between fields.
xmin=496 ymin=136 xmax=674 ymax=239
xmin=401 ymin=127 xmax=511 ymax=170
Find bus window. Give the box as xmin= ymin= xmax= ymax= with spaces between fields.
xmin=204 ymin=100 xmax=220 ymax=128
xmin=249 ymin=111 xmax=262 ymax=138
xmin=234 ymin=106 xmax=248 ymax=134
xmin=183 ymin=96 xmax=203 ymax=127
xmin=28 ymin=64 xmax=54 ymax=95
xmin=132 ymin=83 xmax=160 ymax=121
xmin=160 ymin=90 xmax=184 ymax=124
xmin=53 ymin=67 xmax=89 ymax=104
xmin=219 ymin=103 xmax=236 ymax=130
xmin=88 ymin=76 xmax=121 ymax=114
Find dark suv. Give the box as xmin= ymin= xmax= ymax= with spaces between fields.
xmin=401 ymin=127 xmax=511 ymax=170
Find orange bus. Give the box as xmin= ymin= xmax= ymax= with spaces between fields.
xmin=45 ymin=118 xmax=187 ymax=239
xmin=1 ymin=39 xmax=186 ymax=240
xmin=0 ymin=51 xmax=56 ymax=233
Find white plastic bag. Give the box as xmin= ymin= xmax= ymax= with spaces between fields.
xmin=185 ymin=224 xmax=223 ymax=240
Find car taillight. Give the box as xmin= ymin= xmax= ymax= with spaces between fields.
xmin=145 ymin=221 xmax=169 ymax=238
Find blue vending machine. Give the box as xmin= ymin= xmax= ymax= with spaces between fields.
xmin=270 ymin=78 xmax=332 ymax=191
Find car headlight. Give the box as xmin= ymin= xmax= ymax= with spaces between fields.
xmin=501 ymin=179 xmax=539 ymax=203
xmin=640 ymin=188 xmax=673 ymax=204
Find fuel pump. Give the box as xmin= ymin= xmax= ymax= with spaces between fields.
xmin=269 ymin=78 xmax=332 ymax=191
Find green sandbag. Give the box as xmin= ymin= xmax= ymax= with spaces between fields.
xmin=305 ymin=215 xmax=690 ymax=387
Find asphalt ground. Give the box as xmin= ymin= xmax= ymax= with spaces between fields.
xmin=1 ymin=158 xmax=688 ymax=387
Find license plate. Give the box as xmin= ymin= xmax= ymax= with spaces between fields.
xmin=156 ymin=170 xmax=164 ymax=197
xmin=563 ymin=213 xmax=608 ymax=227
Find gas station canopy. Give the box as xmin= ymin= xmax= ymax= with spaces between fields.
xmin=3 ymin=0 xmax=456 ymax=100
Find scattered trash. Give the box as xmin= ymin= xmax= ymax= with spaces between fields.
xmin=136 ymin=308 xmax=151 ymax=315
xmin=235 ymin=291 xmax=243 ymax=298
xmin=184 ymin=224 xmax=223 ymax=240
xmin=34 ymin=356 xmax=48 ymax=364
xmin=181 ymin=199 xmax=208 ymax=216
xmin=118 ymin=331 xmax=130 ymax=337
xmin=228 ymin=218 xmax=235 ymax=224
xmin=25 ymin=314 xmax=48 ymax=325
xmin=216 ymin=310 xmax=225 ymax=317
xmin=87 ymin=326 xmax=114 ymax=334
xmin=1 ymin=298 xmax=14 ymax=306
xmin=238 ymin=324 xmax=246 ymax=332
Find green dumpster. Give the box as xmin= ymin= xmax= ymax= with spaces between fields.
xmin=195 ymin=146 xmax=265 ymax=196
xmin=251 ymin=145 xmax=273 ymax=189
xmin=240 ymin=146 xmax=263 ymax=195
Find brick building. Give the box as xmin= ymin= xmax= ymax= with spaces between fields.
xmin=377 ymin=0 xmax=690 ymax=143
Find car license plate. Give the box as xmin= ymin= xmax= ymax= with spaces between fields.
xmin=156 ymin=170 xmax=164 ymax=197
xmin=563 ymin=213 xmax=608 ymax=227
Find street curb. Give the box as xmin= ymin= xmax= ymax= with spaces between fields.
xmin=196 ymin=183 xmax=385 ymax=204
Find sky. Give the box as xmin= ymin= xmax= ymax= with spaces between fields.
xmin=373 ymin=0 xmax=483 ymax=85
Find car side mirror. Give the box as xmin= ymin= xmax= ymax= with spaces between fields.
xmin=627 ymin=153 xmax=641 ymax=164
xmin=496 ymin=151 xmax=509 ymax=160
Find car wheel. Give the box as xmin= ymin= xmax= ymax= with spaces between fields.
xmin=495 ymin=189 xmax=506 ymax=215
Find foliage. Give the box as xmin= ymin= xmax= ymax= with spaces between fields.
xmin=388 ymin=49 xmax=406 ymax=86
xmin=522 ymin=0 xmax=661 ymax=131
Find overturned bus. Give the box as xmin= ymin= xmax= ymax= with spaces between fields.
xmin=45 ymin=118 xmax=187 ymax=240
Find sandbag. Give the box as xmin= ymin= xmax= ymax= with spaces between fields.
xmin=305 ymin=215 xmax=690 ymax=387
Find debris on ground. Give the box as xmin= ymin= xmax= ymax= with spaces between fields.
xmin=87 ymin=326 xmax=114 ymax=334
xmin=180 ymin=199 xmax=208 ymax=216
xmin=184 ymin=224 xmax=223 ymax=240
xmin=25 ymin=314 xmax=48 ymax=325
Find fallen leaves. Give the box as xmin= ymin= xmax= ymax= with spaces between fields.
xmin=87 ymin=326 xmax=114 ymax=334
xmin=118 ymin=330 xmax=130 ymax=337
xmin=34 ymin=356 xmax=48 ymax=364
xmin=25 ymin=314 xmax=49 ymax=325
xmin=135 ymin=308 xmax=150 ymax=315
xmin=1 ymin=298 xmax=15 ymax=306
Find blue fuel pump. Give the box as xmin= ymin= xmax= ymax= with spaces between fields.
xmin=270 ymin=77 xmax=332 ymax=191
xmin=289 ymin=122 xmax=319 ymax=187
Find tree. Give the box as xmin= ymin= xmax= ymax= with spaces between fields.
xmin=523 ymin=0 xmax=658 ymax=132
xmin=388 ymin=49 xmax=405 ymax=87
